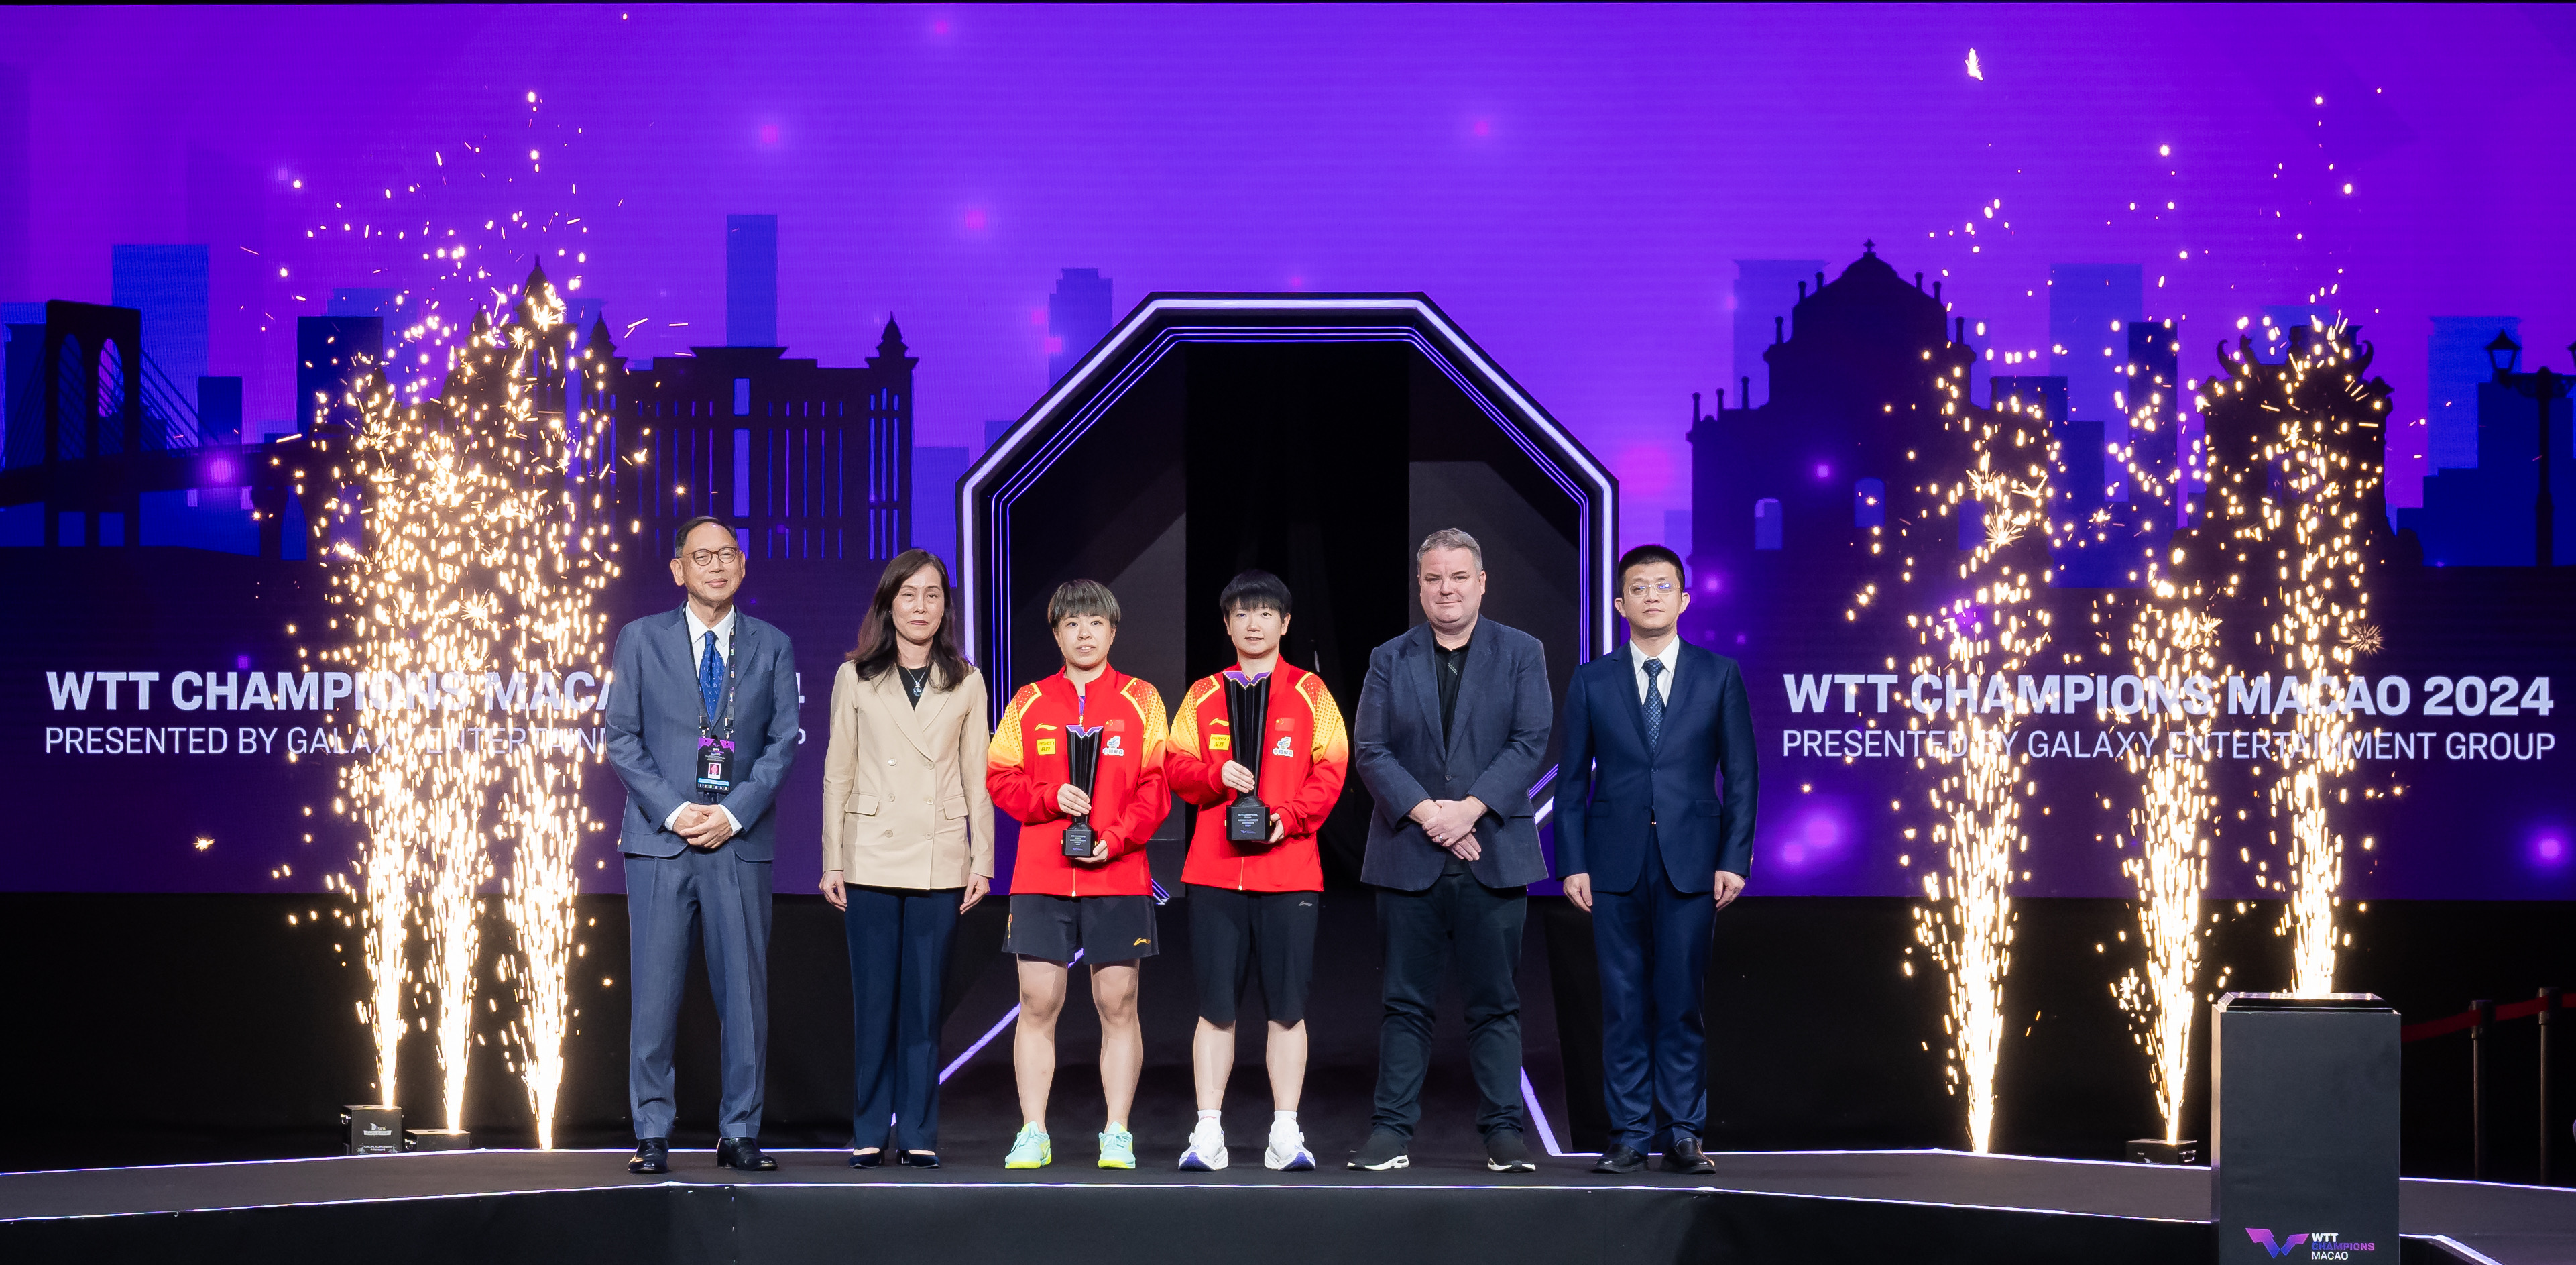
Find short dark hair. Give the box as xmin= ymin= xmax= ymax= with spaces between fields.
xmin=1047 ymin=578 xmax=1121 ymax=628
xmin=672 ymin=515 xmax=731 ymax=557
xmin=1218 ymin=569 xmax=1292 ymax=618
xmin=1617 ymin=543 xmax=1687 ymax=590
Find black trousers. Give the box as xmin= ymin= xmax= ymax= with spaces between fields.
xmin=1370 ymin=871 xmax=1528 ymax=1140
xmin=844 ymin=885 xmax=959 ymax=1152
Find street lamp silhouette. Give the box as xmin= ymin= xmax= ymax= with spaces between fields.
xmin=2485 ymin=331 xmax=2574 ymax=568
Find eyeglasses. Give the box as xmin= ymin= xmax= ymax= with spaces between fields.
xmin=684 ymin=547 xmax=743 ymax=568
xmin=1623 ymin=580 xmax=1677 ymax=597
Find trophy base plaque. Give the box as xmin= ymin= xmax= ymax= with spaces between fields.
xmin=1062 ymin=822 xmax=1097 ymax=858
xmin=1226 ymin=795 xmax=1272 ymax=845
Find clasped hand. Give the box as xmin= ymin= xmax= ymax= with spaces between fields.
xmin=1220 ymin=762 xmax=1258 ymax=795
xmin=671 ymin=803 xmax=736 ymax=850
xmin=1220 ymin=764 xmax=1286 ymax=842
xmin=1412 ymin=796 xmax=1486 ymax=860
xmin=1055 ymin=783 xmax=1110 ymax=864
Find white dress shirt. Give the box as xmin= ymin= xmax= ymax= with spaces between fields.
xmin=684 ymin=603 xmax=737 ymax=665
xmin=669 ymin=603 xmax=744 ymax=834
xmin=1628 ymin=637 xmax=1680 ymax=706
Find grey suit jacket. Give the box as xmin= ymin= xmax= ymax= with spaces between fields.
xmin=1353 ymin=618 xmax=1554 ymax=891
xmin=604 ymin=606 xmax=802 ymax=861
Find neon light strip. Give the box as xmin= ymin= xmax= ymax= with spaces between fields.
xmin=959 ymin=296 xmax=1624 ymax=692
xmin=1519 ymin=1067 xmax=1583 ymax=1158
xmin=937 ymin=948 xmax=1082 ymax=1085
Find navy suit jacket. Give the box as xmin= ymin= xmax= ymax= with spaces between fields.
xmin=1551 ymin=638 xmax=1757 ymax=893
xmin=1354 ymin=618 xmax=1554 ymax=892
xmin=604 ymin=606 xmax=803 ymax=861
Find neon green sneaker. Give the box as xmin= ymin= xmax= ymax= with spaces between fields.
xmin=1098 ymin=1128 xmax=1136 ymax=1170
xmin=1004 ymin=1125 xmax=1051 ymax=1170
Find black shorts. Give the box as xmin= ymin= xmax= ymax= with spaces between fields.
xmin=1003 ymin=893 xmax=1159 ymax=966
xmin=1187 ymin=885 xmax=1320 ymax=1026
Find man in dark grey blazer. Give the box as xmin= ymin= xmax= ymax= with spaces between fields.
xmin=605 ymin=516 xmax=803 ymax=1174
xmin=1349 ymin=528 xmax=1554 ymax=1174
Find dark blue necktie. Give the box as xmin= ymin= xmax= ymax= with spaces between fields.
xmin=1642 ymin=658 xmax=1666 ymax=755
xmin=699 ymin=630 xmax=724 ymax=720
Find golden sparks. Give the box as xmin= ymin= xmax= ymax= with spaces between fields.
xmin=312 ymin=262 xmax=615 ymax=1144
xmin=1887 ymin=349 xmax=2058 ymax=1155
xmin=2194 ymin=319 xmax=2391 ymax=996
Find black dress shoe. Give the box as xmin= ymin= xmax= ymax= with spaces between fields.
xmin=849 ymin=1148 xmax=884 ymax=1168
xmin=1592 ymin=1144 xmax=1647 ymax=1174
xmin=628 ymin=1138 xmax=669 ymax=1174
xmin=1663 ymin=1135 xmax=1717 ymax=1175
xmin=716 ymin=1137 xmax=778 ymax=1172
xmin=897 ymin=1150 xmax=941 ymax=1168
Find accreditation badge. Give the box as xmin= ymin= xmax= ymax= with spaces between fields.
xmin=695 ymin=735 xmax=736 ymax=793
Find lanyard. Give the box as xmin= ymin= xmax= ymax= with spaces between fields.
xmin=697 ymin=616 xmax=745 ymax=739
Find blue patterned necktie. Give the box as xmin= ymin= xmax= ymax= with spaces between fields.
xmin=699 ymin=630 xmax=724 ymax=720
xmin=1642 ymin=657 xmax=1665 ymax=754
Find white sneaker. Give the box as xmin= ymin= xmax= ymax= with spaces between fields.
xmin=1179 ymin=1119 xmax=1230 ymax=1171
xmin=1264 ymin=1123 xmax=1315 ymax=1171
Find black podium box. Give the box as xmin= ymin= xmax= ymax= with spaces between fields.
xmin=2212 ymin=993 xmax=2398 ymax=1264
xmin=403 ymin=1128 xmax=474 ymax=1152
xmin=340 ymin=1104 xmax=401 ymax=1156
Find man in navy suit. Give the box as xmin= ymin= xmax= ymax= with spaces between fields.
xmin=1349 ymin=528 xmax=1554 ymax=1174
xmin=1553 ymin=543 xmax=1758 ymax=1175
xmin=604 ymin=515 xmax=803 ymax=1175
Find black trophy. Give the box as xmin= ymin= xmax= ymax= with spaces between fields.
xmin=1223 ymin=671 xmax=1273 ymax=846
xmin=1061 ymin=724 xmax=1104 ymax=858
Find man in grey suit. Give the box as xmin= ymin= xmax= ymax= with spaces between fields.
xmin=1349 ymin=528 xmax=1554 ymax=1174
xmin=605 ymin=515 xmax=803 ymax=1174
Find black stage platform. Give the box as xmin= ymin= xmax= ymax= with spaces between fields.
xmin=3 ymin=1148 xmax=2568 ymax=1265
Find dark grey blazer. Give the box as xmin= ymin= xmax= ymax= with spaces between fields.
xmin=1353 ymin=618 xmax=1554 ymax=891
xmin=603 ymin=606 xmax=802 ymax=861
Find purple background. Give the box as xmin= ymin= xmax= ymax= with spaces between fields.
xmin=7 ymin=4 xmax=2576 ymax=897
xmin=7 ymin=4 xmax=2576 ymax=535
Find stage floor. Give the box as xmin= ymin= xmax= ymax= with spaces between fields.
xmin=3 ymin=1147 xmax=2569 ymax=1264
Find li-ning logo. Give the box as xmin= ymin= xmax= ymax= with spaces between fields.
xmin=2248 ymin=1231 xmax=2310 ymax=1259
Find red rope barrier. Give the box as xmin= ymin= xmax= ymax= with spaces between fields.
xmin=2402 ymin=995 xmax=2551 ymax=1044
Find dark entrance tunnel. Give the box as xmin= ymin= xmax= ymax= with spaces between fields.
xmin=961 ymin=296 xmax=1617 ymax=885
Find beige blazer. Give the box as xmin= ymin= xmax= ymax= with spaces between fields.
xmin=819 ymin=659 xmax=996 ymax=888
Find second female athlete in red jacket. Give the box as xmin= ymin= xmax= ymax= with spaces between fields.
xmin=1161 ymin=569 xmax=1348 ymax=1172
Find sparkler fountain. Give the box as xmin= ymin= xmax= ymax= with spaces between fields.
xmin=318 ymin=263 xmax=611 ymax=1144
xmin=2109 ymin=378 xmax=2215 ymax=1149
xmin=2194 ymin=321 xmax=2393 ymax=996
xmin=489 ymin=274 xmax=618 ymax=1150
xmin=1890 ymin=368 xmax=2060 ymax=1154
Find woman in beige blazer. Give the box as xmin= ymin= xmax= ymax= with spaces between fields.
xmin=819 ymin=547 xmax=994 ymax=1168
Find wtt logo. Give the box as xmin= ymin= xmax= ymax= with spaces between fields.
xmin=2249 ymin=1229 xmax=2376 ymax=1259
xmin=2247 ymin=1230 xmax=2309 ymax=1258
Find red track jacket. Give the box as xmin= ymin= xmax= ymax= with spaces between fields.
xmin=988 ymin=665 xmax=1170 ymax=897
xmin=1166 ymin=661 xmax=1349 ymax=892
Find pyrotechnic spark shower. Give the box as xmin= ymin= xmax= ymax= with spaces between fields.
xmin=2108 ymin=349 xmax=2214 ymax=1145
xmin=317 ymin=264 xmax=610 ymax=1142
xmin=2196 ymin=320 xmax=2391 ymax=997
xmin=295 ymin=91 xmax=611 ymax=1144
xmin=491 ymin=274 xmax=618 ymax=1150
xmin=1891 ymin=364 xmax=2058 ymax=1155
